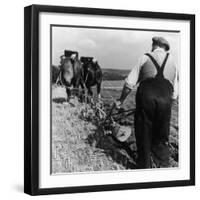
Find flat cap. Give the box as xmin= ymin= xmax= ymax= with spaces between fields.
xmin=152 ymin=36 xmax=170 ymax=51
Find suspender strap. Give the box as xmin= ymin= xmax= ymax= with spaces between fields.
xmin=145 ymin=53 xmax=160 ymax=73
xmin=160 ymin=53 xmax=169 ymax=72
xmin=145 ymin=53 xmax=169 ymax=77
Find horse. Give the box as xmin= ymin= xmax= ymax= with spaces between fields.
xmin=59 ymin=50 xmax=84 ymax=102
xmin=80 ymin=56 xmax=102 ymax=100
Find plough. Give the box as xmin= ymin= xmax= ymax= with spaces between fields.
xmin=81 ymin=97 xmax=174 ymax=168
xmin=90 ymin=100 xmax=136 ymax=143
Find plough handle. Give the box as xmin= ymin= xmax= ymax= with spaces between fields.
xmin=105 ymin=103 xmax=116 ymax=122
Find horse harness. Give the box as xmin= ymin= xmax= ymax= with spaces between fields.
xmin=56 ymin=57 xmax=75 ymax=86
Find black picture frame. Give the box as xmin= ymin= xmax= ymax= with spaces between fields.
xmin=24 ymin=4 xmax=195 ymax=196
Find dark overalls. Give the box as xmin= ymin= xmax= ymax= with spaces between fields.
xmin=135 ymin=53 xmax=174 ymax=169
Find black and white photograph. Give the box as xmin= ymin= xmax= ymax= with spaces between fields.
xmin=51 ymin=26 xmax=179 ymax=173
xmin=0 ymin=0 xmax=198 ymax=198
xmin=24 ymin=5 xmax=195 ymax=195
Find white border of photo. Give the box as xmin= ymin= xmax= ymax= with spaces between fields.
xmin=39 ymin=12 xmax=190 ymax=188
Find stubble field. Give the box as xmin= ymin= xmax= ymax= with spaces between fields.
xmin=51 ymin=80 xmax=178 ymax=174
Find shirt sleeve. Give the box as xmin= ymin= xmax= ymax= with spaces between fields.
xmin=125 ymin=55 xmax=148 ymax=89
xmin=172 ymin=66 xmax=179 ymax=100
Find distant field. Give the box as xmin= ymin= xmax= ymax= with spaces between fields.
xmin=101 ymin=80 xmax=124 ymax=89
xmin=92 ymin=80 xmax=137 ymax=111
xmin=102 ymin=68 xmax=130 ymax=80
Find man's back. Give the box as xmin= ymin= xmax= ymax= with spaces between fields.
xmin=138 ymin=48 xmax=177 ymax=85
xmin=115 ymin=37 xmax=179 ymax=168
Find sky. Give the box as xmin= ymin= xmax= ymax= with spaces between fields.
xmin=52 ymin=26 xmax=180 ymax=70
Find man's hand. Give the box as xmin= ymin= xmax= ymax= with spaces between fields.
xmin=116 ymin=84 xmax=132 ymax=108
xmin=114 ymin=100 xmax=122 ymax=109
